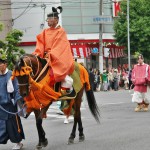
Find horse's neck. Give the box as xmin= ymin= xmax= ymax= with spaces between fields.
xmin=25 ymin=55 xmax=48 ymax=82
xmin=34 ymin=64 xmax=49 ymax=82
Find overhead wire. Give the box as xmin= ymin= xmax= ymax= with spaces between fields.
xmin=12 ymin=0 xmax=33 ymax=21
xmin=0 ymin=0 xmax=113 ymax=22
xmin=0 ymin=0 xmax=113 ymax=9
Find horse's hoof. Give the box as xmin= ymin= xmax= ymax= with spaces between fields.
xmin=35 ymin=138 xmax=48 ymax=150
xmin=67 ymin=137 xmax=74 ymax=145
xmin=35 ymin=145 xmax=42 ymax=150
xmin=41 ymin=138 xmax=48 ymax=147
xmin=79 ymin=134 xmax=85 ymax=142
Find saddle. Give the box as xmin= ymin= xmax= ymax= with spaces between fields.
xmin=54 ymin=62 xmax=82 ymax=100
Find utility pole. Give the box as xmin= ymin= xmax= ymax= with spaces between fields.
xmin=127 ymin=0 xmax=131 ymax=70
xmin=99 ymin=0 xmax=103 ymax=73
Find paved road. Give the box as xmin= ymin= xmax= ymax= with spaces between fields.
xmin=1 ymin=90 xmax=150 ymax=150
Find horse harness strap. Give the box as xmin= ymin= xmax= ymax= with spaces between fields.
xmin=35 ymin=62 xmax=49 ymax=82
xmin=23 ymin=55 xmax=40 ymax=79
xmin=33 ymin=55 xmax=40 ymax=79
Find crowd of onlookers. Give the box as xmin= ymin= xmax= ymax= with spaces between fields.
xmin=89 ymin=67 xmax=133 ymax=92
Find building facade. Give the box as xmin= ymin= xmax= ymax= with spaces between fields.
xmin=1 ymin=0 xmax=126 ymax=71
xmin=0 ymin=0 xmax=12 ymax=40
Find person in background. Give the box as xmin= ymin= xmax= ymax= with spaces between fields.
xmin=128 ymin=69 xmax=133 ymax=90
xmin=112 ymin=68 xmax=119 ymax=91
xmin=107 ymin=68 xmax=113 ymax=91
xmin=131 ymin=54 xmax=150 ymax=112
xmin=93 ymin=69 xmax=100 ymax=91
xmin=0 ymin=49 xmax=25 ymax=150
xmin=96 ymin=69 xmax=101 ymax=91
xmin=122 ymin=68 xmax=129 ymax=90
xmin=89 ymin=68 xmax=95 ymax=91
xmin=102 ymin=69 xmax=108 ymax=91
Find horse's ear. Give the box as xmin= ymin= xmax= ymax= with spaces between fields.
xmin=12 ymin=58 xmax=17 ymax=65
xmin=14 ymin=56 xmax=25 ymax=71
xmin=20 ymin=57 xmax=25 ymax=66
xmin=12 ymin=55 xmax=23 ymax=66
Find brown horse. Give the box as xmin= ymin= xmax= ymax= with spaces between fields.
xmin=13 ymin=54 xmax=100 ymax=149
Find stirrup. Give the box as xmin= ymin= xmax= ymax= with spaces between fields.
xmin=59 ymin=88 xmax=76 ymax=100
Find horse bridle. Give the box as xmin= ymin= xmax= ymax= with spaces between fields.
xmin=17 ymin=55 xmax=49 ymax=92
xmin=18 ymin=83 xmax=29 ymax=86
xmin=17 ymin=55 xmax=39 ymax=92
xmin=23 ymin=55 xmax=40 ymax=79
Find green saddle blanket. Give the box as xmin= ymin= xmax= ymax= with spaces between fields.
xmin=70 ymin=62 xmax=82 ymax=94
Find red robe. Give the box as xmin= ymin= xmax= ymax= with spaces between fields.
xmin=33 ymin=26 xmax=74 ymax=82
xmin=132 ymin=63 xmax=150 ymax=92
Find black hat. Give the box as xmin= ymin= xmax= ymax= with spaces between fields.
xmin=47 ymin=6 xmax=63 ymax=18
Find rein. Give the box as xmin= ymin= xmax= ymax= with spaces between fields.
xmin=35 ymin=62 xmax=49 ymax=82
xmin=18 ymin=83 xmax=29 ymax=86
xmin=0 ymin=104 xmax=26 ymax=116
xmin=12 ymin=55 xmax=49 ymax=85
xmin=23 ymin=55 xmax=49 ymax=82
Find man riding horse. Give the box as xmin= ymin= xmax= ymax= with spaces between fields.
xmin=32 ymin=6 xmax=75 ymax=98
xmin=11 ymin=6 xmax=100 ymax=149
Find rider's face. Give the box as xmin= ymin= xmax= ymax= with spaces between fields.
xmin=46 ymin=17 xmax=58 ymax=28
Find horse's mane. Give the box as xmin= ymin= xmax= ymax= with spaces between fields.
xmin=14 ymin=54 xmax=47 ymax=71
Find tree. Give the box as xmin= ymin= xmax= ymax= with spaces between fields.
xmin=0 ymin=29 xmax=25 ymax=70
xmin=113 ymin=0 xmax=150 ymax=60
xmin=0 ymin=23 xmax=3 ymax=32
xmin=0 ymin=18 xmax=3 ymax=32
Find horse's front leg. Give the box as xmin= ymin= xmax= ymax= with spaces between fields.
xmin=34 ymin=109 xmax=48 ymax=150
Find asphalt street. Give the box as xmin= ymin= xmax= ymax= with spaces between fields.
xmin=1 ymin=89 xmax=150 ymax=150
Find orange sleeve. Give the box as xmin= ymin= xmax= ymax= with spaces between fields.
xmin=32 ymin=30 xmax=45 ymax=58
xmin=46 ymin=28 xmax=74 ymax=82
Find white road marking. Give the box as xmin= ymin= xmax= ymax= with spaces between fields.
xmin=101 ymin=102 xmax=130 ymax=106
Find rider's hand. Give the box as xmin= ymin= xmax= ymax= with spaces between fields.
xmin=44 ymin=53 xmax=49 ymax=58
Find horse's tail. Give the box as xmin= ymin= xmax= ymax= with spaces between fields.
xmin=79 ymin=64 xmax=100 ymax=123
xmin=85 ymin=89 xmax=100 ymax=123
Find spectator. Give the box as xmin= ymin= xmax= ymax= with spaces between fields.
xmin=128 ymin=69 xmax=134 ymax=89
xmin=122 ymin=68 xmax=129 ymax=90
xmin=102 ymin=69 xmax=108 ymax=91
xmin=107 ymin=68 xmax=113 ymax=91
xmin=89 ymin=68 xmax=95 ymax=91
xmin=113 ymin=68 xmax=119 ymax=91
xmin=95 ymin=69 xmax=101 ymax=91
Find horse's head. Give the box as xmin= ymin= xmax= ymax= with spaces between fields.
xmin=13 ymin=56 xmax=31 ymax=97
xmin=13 ymin=54 xmax=47 ymax=97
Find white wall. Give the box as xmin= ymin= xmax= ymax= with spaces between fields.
xmin=11 ymin=0 xmax=114 ymax=42
xmin=20 ymin=45 xmax=35 ymax=54
xmin=11 ymin=0 xmax=61 ymax=42
xmin=0 ymin=0 xmax=12 ymax=40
